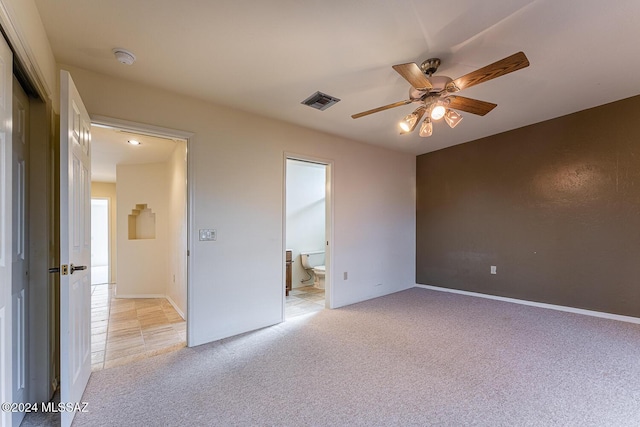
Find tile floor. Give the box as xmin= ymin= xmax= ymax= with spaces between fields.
xmin=286 ymin=285 xmax=325 ymax=319
xmin=91 ymin=283 xmax=320 ymax=368
xmin=91 ymin=284 xmax=186 ymax=371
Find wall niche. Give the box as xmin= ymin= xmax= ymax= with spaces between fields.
xmin=128 ymin=203 xmax=156 ymax=239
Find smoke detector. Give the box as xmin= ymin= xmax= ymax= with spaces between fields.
xmin=112 ymin=48 xmax=136 ymax=65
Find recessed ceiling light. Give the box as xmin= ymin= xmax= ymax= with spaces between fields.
xmin=128 ymin=140 xmax=141 ymax=146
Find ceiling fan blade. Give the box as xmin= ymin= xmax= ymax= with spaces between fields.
xmin=392 ymin=63 xmax=433 ymax=91
xmin=446 ymin=52 xmax=529 ymax=93
xmin=351 ymin=99 xmax=413 ymax=119
xmin=447 ymin=96 xmax=497 ymax=116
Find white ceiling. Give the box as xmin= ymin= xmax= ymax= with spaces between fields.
xmin=35 ymin=0 xmax=640 ymax=155
xmin=91 ymin=125 xmax=180 ymax=183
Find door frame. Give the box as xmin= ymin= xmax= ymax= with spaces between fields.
xmin=0 ymin=4 xmax=65 ymax=417
xmin=0 ymin=31 xmax=13 ymax=427
xmin=283 ymin=152 xmax=335 ymax=316
xmin=0 ymin=13 xmax=57 ymax=419
xmin=90 ymin=115 xmax=195 ymax=344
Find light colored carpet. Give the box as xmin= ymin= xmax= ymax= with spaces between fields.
xmin=72 ymin=288 xmax=640 ymax=426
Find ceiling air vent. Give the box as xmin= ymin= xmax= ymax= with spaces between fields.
xmin=301 ymin=91 xmax=341 ymax=111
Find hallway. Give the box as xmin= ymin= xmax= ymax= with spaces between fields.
xmin=91 ymin=284 xmax=186 ymax=370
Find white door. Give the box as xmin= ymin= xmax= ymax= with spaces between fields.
xmin=0 ymin=35 xmax=13 ymax=427
xmin=59 ymin=70 xmax=92 ymax=427
xmin=11 ymin=75 xmax=30 ymax=427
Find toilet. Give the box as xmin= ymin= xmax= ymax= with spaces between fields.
xmin=300 ymin=251 xmax=326 ymax=289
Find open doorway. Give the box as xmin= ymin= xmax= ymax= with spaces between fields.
xmin=90 ymin=198 xmax=109 ymax=285
xmin=89 ymin=122 xmax=189 ymax=370
xmin=284 ymin=157 xmax=332 ymax=319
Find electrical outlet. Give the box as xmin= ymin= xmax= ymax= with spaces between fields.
xmin=491 ymin=265 xmax=497 ymax=275
xmin=343 ymin=272 xmax=348 ymax=280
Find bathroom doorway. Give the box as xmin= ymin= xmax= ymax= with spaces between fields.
xmin=284 ymin=156 xmax=332 ymax=319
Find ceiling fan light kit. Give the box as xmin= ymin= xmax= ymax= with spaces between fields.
xmin=430 ymin=104 xmax=446 ymax=121
xmin=399 ymin=106 xmax=426 ymax=133
xmin=419 ymin=117 xmax=433 ymax=137
xmin=399 ymin=113 xmax=417 ymax=133
xmin=352 ymin=52 xmax=530 ymax=139
xmin=444 ymin=109 xmax=463 ymax=129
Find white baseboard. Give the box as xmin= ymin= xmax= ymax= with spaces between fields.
xmin=415 ymin=284 xmax=640 ymax=325
xmin=166 ymin=295 xmax=186 ymax=320
xmin=115 ymin=293 xmax=166 ymax=299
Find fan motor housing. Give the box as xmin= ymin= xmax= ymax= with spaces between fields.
xmin=429 ymin=75 xmax=452 ymax=92
xmin=420 ymin=58 xmax=441 ymax=76
xmin=409 ymin=75 xmax=452 ymax=100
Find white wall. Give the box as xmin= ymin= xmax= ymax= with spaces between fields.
xmin=0 ymin=0 xmax=57 ymax=107
xmin=167 ymin=141 xmax=187 ymax=317
xmin=286 ymin=159 xmax=325 ymax=288
xmin=116 ymin=163 xmax=169 ymax=297
xmin=61 ymin=64 xmax=416 ymax=346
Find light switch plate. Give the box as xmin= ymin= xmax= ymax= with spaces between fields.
xmin=199 ymin=229 xmax=217 ymax=241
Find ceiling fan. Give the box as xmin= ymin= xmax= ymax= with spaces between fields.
xmin=351 ymin=52 xmax=530 ymax=137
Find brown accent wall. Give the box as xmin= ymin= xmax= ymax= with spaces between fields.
xmin=416 ymin=95 xmax=640 ymax=317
